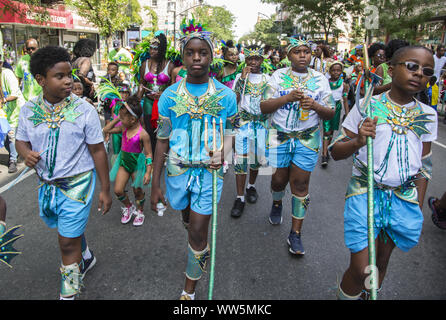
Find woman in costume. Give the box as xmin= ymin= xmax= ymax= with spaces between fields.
xmin=320 ymin=61 xmax=350 ymax=167
xmin=260 ymin=36 xmax=335 ymax=255
xmin=103 ymin=95 xmax=153 ymax=226
xmin=218 ymin=40 xmax=241 ymax=88
xmin=330 ymin=45 xmax=437 ymax=300
xmin=230 ymin=41 xmax=271 ymax=217
xmin=135 ymin=33 xmax=174 ymax=153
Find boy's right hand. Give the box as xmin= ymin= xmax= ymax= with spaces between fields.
xmin=25 ymin=150 xmax=41 ymax=168
xmin=286 ymin=89 xmax=304 ymax=103
xmin=357 ymin=116 xmax=378 ymax=147
xmin=151 ymin=187 xmax=166 ymax=212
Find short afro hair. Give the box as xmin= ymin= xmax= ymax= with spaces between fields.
xmin=73 ymin=38 xmax=97 ymax=59
xmin=385 ymin=39 xmax=409 ymax=60
xmin=390 ymin=45 xmax=433 ymax=66
xmin=30 ymin=46 xmax=71 ymax=77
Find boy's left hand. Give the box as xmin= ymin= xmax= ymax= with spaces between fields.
xmin=98 ymin=190 xmax=112 ymax=215
xmin=300 ymin=96 xmax=316 ymax=110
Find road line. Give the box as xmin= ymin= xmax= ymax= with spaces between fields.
xmin=0 ymin=169 xmax=35 ymax=194
xmin=433 ymin=140 xmax=446 ymax=150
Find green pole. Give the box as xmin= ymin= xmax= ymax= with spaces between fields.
xmin=208 ymin=169 xmax=218 ymax=300
xmin=363 ymin=38 xmax=378 ymax=300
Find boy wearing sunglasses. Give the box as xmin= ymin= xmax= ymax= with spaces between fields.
xmin=15 ymin=38 xmax=42 ymax=102
xmin=330 ymin=46 xmax=437 ymax=299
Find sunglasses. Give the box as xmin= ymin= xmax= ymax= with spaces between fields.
xmin=26 ymin=47 xmax=37 ymax=51
xmin=396 ymin=61 xmax=434 ymax=77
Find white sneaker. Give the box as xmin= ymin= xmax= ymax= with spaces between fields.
xmin=121 ymin=204 xmax=136 ymax=224
xmin=133 ymin=210 xmax=145 ymax=226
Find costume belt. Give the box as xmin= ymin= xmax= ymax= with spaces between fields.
xmin=268 ymin=125 xmax=320 ymax=152
xmin=239 ymin=110 xmax=268 ymax=123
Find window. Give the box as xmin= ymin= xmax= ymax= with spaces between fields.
xmin=152 ymin=0 xmax=157 ymax=6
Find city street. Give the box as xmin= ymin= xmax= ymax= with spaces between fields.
xmin=1 ymin=119 xmax=445 ymax=300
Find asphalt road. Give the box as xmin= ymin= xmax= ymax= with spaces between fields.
xmin=1 ymin=114 xmax=446 ymax=300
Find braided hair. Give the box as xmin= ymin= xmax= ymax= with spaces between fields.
xmin=153 ymin=33 xmax=167 ymax=74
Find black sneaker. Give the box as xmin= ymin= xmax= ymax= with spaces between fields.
xmin=246 ymin=187 xmax=258 ymax=204
xmin=321 ymin=156 xmax=328 ymax=168
xmin=230 ymin=198 xmax=245 ymax=218
xmin=269 ymin=203 xmax=283 ymax=225
xmin=81 ymin=250 xmax=97 ymax=279
xmin=8 ymin=161 xmax=17 ymax=174
xmin=287 ymin=230 xmax=305 ymax=255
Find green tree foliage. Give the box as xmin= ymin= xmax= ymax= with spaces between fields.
xmin=194 ymin=5 xmax=236 ymax=42
xmin=368 ymin=0 xmax=444 ymax=43
xmin=239 ymin=15 xmax=295 ymax=47
xmin=143 ymin=6 xmax=159 ymax=35
xmin=262 ymin=0 xmax=363 ymax=41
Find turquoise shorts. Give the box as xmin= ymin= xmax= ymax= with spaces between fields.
xmin=344 ymin=190 xmax=423 ymax=253
xmin=38 ymin=171 xmax=96 ymax=238
xmin=165 ymin=169 xmax=223 ymax=215
xmin=267 ymin=137 xmax=320 ymax=172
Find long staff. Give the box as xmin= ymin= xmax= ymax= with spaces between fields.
xmin=362 ymin=38 xmax=378 ymax=300
xmin=204 ymin=117 xmax=224 ymax=300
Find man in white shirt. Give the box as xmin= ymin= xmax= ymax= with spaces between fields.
xmin=433 ymin=45 xmax=446 ymax=84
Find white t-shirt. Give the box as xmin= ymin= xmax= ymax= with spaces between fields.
xmin=233 ymin=73 xmax=270 ymax=115
xmin=342 ymin=95 xmax=438 ymax=187
xmin=433 ymin=54 xmax=446 ymax=83
xmin=267 ymin=67 xmax=334 ymax=132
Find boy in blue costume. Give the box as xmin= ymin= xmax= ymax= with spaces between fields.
xmin=15 ymin=46 xmax=112 ymax=299
xmin=151 ymin=30 xmax=237 ymax=300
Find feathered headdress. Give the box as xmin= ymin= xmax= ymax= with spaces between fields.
xmin=179 ymin=16 xmax=213 ymax=56
xmin=287 ymin=36 xmax=312 ymax=53
xmin=244 ymin=40 xmax=266 ymax=58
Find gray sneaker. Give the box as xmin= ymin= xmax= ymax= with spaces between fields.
xmin=8 ymin=161 xmax=17 ymax=174
xmin=269 ymin=203 xmax=283 ymax=225
xmin=287 ymin=230 xmax=305 ymax=255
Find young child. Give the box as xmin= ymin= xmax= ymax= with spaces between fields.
xmin=230 ymin=42 xmax=271 ymax=217
xmin=103 ymin=95 xmax=152 ymax=226
xmin=150 ymin=30 xmax=237 ymax=300
xmin=426 ymin=76 xmax=439 ymax=110
xmin=330 ymin=46 xmax=437 ymax=299
xmin=260 ymin=37 xmax=335 ymax=255
xmin=109 ymin=82 xmax=131 ymax=157
xmin=15 ymin=46 xmax=112 ymax=300
xmin=72 ymin=78 xmax=93 ymax=104
xmin=321 ymin=61 xmax=350 ymax=167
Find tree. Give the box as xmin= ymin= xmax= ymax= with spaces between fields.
xmin=368 ymin=0 xmax=444 ymax=43
xmin=0 ymin=0 xmax=50 ymax=23
xmin=143 ymin=6 xmax=158 ymax=36
xmin=65 ymin=0 xmax=141 ymax=57
xmin=194 ymin=5 xmax=236 ymax=42
xmin=262 ymin=0 xmax=363 ymax=42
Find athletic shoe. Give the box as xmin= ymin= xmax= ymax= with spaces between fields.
xmin=81 ymin=250 xmax=96 ymax=279
xmin=8 ymin=161 xmax=17 ymax=174
xmin=246 ymin=187 xmax=258 ymax=204
xmin=287 ymin=230 xmax=305 ymax=255
xmin=269 ymin=203 xmax=283 ymax=225
xmin=321 ymin=156 xmax=328 ymax=168
xmin=429 ymin=197 xmax=446 ymax=230
xmin=133 ymin=210 xmax=145 ymax=226
xmin=121 ymin=204 xmax=136 ymax=224
xmin=230 ymin=198 xmax=245 ymax=218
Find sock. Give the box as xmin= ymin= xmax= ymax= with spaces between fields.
xmin=82 ymin=246 xmax=92 ymax=260
xmin=181 ymin=290 xmax=195 ymax=300
xmin=247 ymin=183 xmax=255 ymax=189
xmin=237 ymin=195 xmax=245 ymax=202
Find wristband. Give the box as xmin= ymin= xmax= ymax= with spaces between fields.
xmin=145 ymin=157 xmax=152 ymax=165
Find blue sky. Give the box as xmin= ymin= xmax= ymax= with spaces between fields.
xmin=207 ymin=0 xmax=277 ymax=40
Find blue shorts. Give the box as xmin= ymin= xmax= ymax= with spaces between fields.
xmin=38 ymin=171 xmax=96 ymax=238
xmin=235 ymin=123 xmax=267 ymax=168
xmin=267 ymin=137 xmax=319 ymax=172
xmin=165 ymin=169 xmax=223 ymax=215
xmin=344 ymin=190 xmax=423 ymax=253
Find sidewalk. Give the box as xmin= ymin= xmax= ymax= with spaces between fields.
xmin=0 ymin=147 xmax=27 ymax=188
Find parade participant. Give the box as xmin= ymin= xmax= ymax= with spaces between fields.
xmin=72 ymin=39 xmax=97 ymax=101
xmin=345 ymin=45 xmax=364 ymax=67
xmin=15 ymin=38 xmax=42 ymax=102
xmin=230 ymin=41 xmax=271 ymax=217
xmin=330 ymin=46 xmax=437 ymax=300
xmin=135 ymin=33 xmax=174 ymax=153
xmin=260 ymin=37 xmax=335 ymax=255
xmin=150 ymin=29 xmax=237 ymax=300
xmin=103 ymin=95 xmax=152 ymax=226
xmin=218 ymin=40 xmax=240 ymax=88
xmin=426 ymin=76 xmax=439 ymax=110
xmin=321 ymin=61 xmax=350 ymax=167
xmin=429 ymin=192 xmax=446 ymax=229
xmin=109 ymin=40 xmax=133 ymax=79
xmin=0 ymin=195 xmax=23 ymax=268
xmin=15 ymin=46 xmax=112 ymax=299
xmin=72 ymin=78 xmax=93 ymax=105
xmin=433 ymin=45 xmax=446 ymax=84
xmin=1 ymin=55 xmax=26 ymax=174
xmin=311 ymin=43 xmax=333 ymax=75
xmin=357 ymin=43 xmax=386 ymax=96
xmin=374 ymin=39 xmax=409 ymax=95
